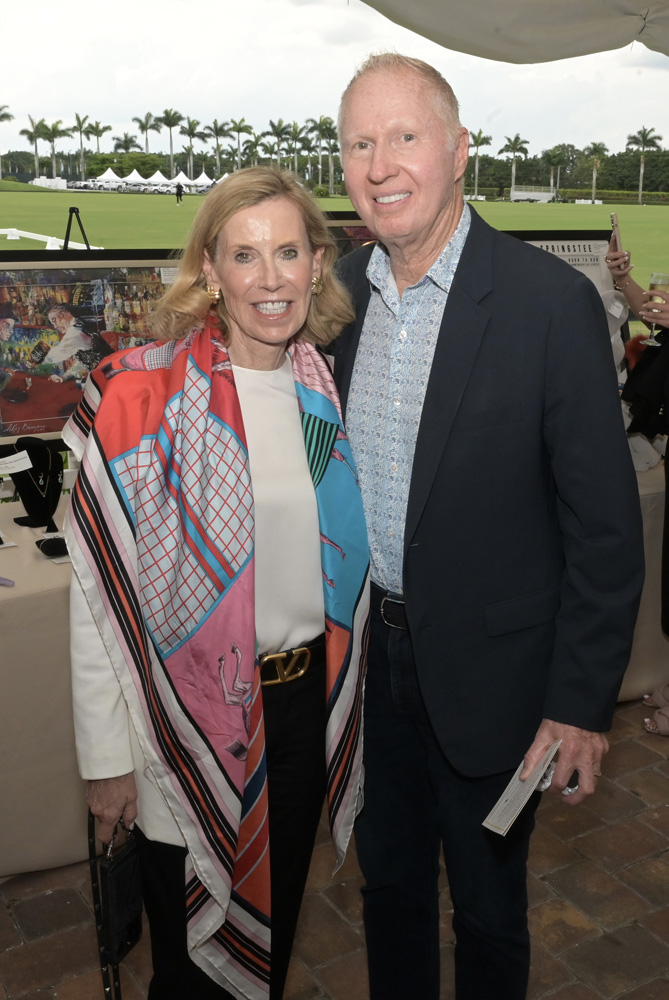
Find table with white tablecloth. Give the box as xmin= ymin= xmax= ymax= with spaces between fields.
xmin=0 ymin=496 xmax=87 ymax=878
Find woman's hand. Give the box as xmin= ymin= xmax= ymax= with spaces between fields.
xmin=605 ymin=236 xmax=633 ymax=284
xmin=87 ymin=772 xmax=138 ymax=845
xmin=639 ymin=289 xmax=669 ymax=330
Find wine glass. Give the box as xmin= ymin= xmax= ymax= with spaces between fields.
xmin=642 ymin=271 xmax=669 ymax=346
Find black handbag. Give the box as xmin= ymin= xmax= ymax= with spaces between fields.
xmin=88 ymin=810 xmax=143 ymax=1000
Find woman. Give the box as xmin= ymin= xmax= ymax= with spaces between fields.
xmin=64 ymin=167 xmax=369 ymax=999
xmin=605 ymin=241 xmax=669 ymax=333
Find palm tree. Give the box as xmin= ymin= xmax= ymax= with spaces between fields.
xmin=41 ymin=120 xmax=73 ymax=178
xmin=112 ymin=132 xmax=142 ymax=153
xmin=583 ymin=142 xmax=608 ymax=203
xmin=498 ymin=133 xmax=530 ymax=193
xmin=306 ymin=115 xmax=334 ymax=188
xmin=264 ymin=119 xmax=291 ymax=168
xmin=88 ymin=120 xmax=112 ymax=154
xmin=203 ymin=119 xmax=231 ymax=176
xmin=132 ymin=112 xmax=162 ymax=154
xmin=158 ymin=109 xmax=184 ymax=178
xmin=469 ymin=129 xmax=491 ymax=197
xmin=242 ymin=133 xmax=262 ymax=168
xmin=626 ymin=126 xmax=663 ymax=205
xmin=73 ymin=113 xmax=93 ymax=180
xmin=19 ymin=115 xmax=47 ymax=179
xmin=300 ymin=134 xmax=317 ymax=183
xmin=260 ymin=139 xmax=279 ymax=166
xmin=323 ymin=122 xmax=339 ymax=195
xmin=287 ymin=121 xmax=306 ymax=174
xmin=0 ymin=104 xmax=15 ymax=180
xmin=541 ymin=146 xmax=567 ymax=195
xmin=179 ymin=117 xmax=206 ymax=178
xmin=229 ymin=117 xmax=254 ymax=171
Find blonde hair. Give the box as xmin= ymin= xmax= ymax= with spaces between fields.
xmin=338 ymin=52 xmax=461 ymax=149
xmin=150 ymin=166 xmax=354 ymax=345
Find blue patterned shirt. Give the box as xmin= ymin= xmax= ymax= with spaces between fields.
xmin=346 ymin=203 xmax=471 ymax=594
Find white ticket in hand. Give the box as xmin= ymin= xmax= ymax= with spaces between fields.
xmin=483 ymin=740 xmax=562 ymax=836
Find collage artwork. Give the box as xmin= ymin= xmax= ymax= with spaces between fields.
xmin=0 ymin=262 xmax=175 ymax=438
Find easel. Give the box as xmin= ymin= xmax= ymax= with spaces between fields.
xmin=63 ymin=207 xmax=91 ymax=251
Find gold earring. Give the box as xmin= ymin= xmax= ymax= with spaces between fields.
xmin=207 ymin=285 xmax=221 ymax=304
xmin=311 ymin=276 xmax=323 ymax=296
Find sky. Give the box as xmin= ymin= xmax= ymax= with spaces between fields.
xmin=1 ymin=0 xmax=668 ymax=166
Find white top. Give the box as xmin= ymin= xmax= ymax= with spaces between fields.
xmin=232 ymin=355 xmax=324 ymax=653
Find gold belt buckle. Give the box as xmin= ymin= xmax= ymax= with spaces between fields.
xmin=260 ymin=646 xmax=311 ymax=686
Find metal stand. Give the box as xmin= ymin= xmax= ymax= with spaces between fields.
xmin=63 ymin=207 xmax=91 ymax=250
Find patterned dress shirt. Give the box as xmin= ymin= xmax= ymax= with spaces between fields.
xmin=346 ymin=203 xmax=471 ymax=594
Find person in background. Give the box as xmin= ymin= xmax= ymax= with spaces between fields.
xmin=332 ymin=52 xmax=644 ymax=1000
xmin=607 ymin=244 xmax=669 ymax=736
xmin=606 ymin=242 xmax=669 ymax=333
xmin=175 ymin=180 xmax=184 ymax=205
xmin=64 ymin=166 xmax=369 ymax=1000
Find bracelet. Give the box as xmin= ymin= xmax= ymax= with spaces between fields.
xmin=614 ymin=278 xmax=632 ymax=291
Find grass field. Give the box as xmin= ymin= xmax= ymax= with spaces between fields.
xmin=0 ymin=189 xmax=667 ymax=290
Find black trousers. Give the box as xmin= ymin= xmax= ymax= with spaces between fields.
xmin=136 ymin=654 xmax=327 ymax=1000
xmin=355 ymin=609 xmax=540 ymax=1000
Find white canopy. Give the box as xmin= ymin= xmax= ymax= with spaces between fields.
xmin=122 ymin=168 xmax=146 ymax=185
xmin=96 ymin=167 xmax=121 ymax=181
xmin=145 ymin=169 xmax=171 ymax=186
xmin=173 ymin=170 xmax=197 ymax=186
xmin=193 ymin=170 xmax=213 ymax=186
xmin=362 ymin=1 xmax=669 ymax=62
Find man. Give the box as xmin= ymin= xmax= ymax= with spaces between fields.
xmin=44 ymin=304 xmax=113 ymax=380
xmin=333 ymin=53 xmax=644 ymax=1000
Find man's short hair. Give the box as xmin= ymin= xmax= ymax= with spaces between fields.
xmin=338 ymin=52 xmax=462 ymax=147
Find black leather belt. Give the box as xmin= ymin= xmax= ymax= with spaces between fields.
xmin=259 ymin=633 xmax=325 ymax=686
xmin=371 ymin=581 xmax=409 ymax=630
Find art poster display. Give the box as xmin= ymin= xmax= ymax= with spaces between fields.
xmin=0 ymin=253 xmax=176 ymax=439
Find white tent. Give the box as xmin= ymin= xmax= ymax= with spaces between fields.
xmin=145 ymin=169 xmax=171 ymax=186
xmin=173 ymin=170 xmax=197 ymax=187
xmin=362 ymin=1 xmax=669 ymax=62
xmin=122 ymin=169 xmax=146 ymax=186
xmin=96 ymin=167 xmax=121 ymax=182
xmin=193 ymin=170 xmax=214 ymax=186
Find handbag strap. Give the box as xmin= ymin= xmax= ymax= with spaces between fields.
xmin=88 ymin=809 xmax=123 ymax=1000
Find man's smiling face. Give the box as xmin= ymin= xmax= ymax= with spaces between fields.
xmin=340 ymin=67 xmax=469 ymax=259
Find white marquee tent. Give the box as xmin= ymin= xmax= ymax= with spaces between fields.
xmin=95 ymin=167 xmax=121 ymax=182
xmin=193 ymin=170 xmax=214 ymax=186
xmin=362 ymin=0 xmax=669 ymax=62
xmin=122 ymin=169 xmax=146 ymax=186
xmin=173 ymin=170 xmax=197 ymax=187
xmin=145 ymin=170 xmax=171 ymax=186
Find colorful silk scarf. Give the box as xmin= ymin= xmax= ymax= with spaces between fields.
xmin=63 ymin=324 xmax=369 ymax=999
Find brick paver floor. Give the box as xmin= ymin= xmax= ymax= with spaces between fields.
xmin=1 ymin=698 xmax=668 ymax=999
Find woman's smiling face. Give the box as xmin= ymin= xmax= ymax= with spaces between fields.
xmin=203 ymin=196 xmax=323 ymax=370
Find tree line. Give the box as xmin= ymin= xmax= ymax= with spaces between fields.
xmin=0 ymin=104 xmax=666 ymax=203
xmin=471 ymin=127 xmax=665 ymax=204
xmin=0 ymin=108 xmax=341 ymax=194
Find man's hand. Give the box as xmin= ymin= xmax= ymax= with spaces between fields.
xmin=87 ymin=772 xmax=138 ymax=845
xmin=520 ymin=719 xmax=608 ymax=806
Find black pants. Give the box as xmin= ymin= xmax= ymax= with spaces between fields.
xmin=137 ymin=655 xmax=327 ymax=999
xmin=355 ymin=610 xmax=540 ymax=1000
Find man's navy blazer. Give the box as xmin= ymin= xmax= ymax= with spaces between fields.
xmin=332 ymin=208 xmax=644 ymax=776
